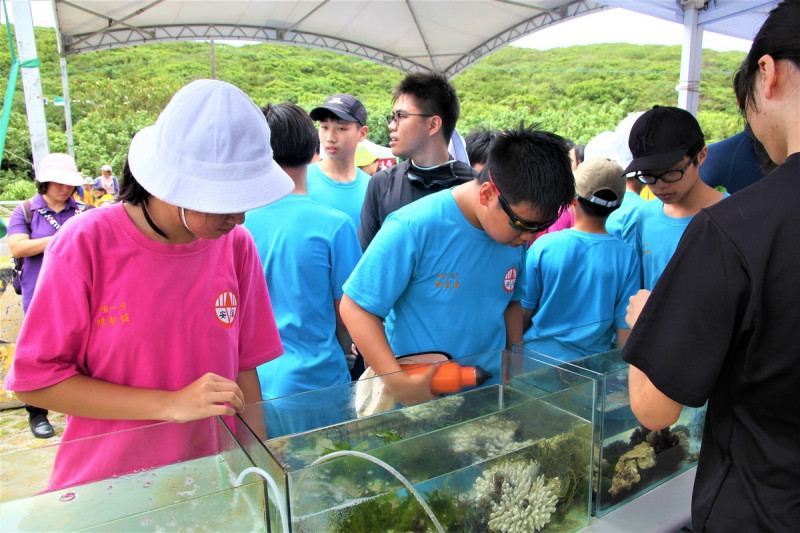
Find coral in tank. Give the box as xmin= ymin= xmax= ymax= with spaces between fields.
xmin=472 ymin=460 xmax=560 ymax=533
xmin=449 ymin=415 xmax=533 ymax=457
xmin=402 ymin=394 xmax=465 ymax=422
xmin=608 ymin=442 xmax=656 ymax=497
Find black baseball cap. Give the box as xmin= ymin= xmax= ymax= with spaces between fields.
xmin=310 ymin=94 xmax=367 ymax=127
xmin=624 ymin=106 xmax=704 ymax=174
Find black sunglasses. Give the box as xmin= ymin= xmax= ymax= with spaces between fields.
xmin=487 ymin=169 xmax=557 ymax=233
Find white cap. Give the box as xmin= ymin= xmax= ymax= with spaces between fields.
xmin=128 ymin=79 xmax=294 ymax=214
xmin=35 ymin=153 xmax=85 ymax=187
xmin=614 ymin=111 xmax=645 ymax=171
xmin=101 ymin=164 xmax=112 ymax=172
xmin=583 ymin=131 xmax=618 ymax=162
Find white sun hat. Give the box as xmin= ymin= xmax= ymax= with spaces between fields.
xmin=128 ymin=79 xmax=294 ymax=214
xmin=614 ymin=111 xmax=645 ymax=170
xmin=35 ymin=153 xmax=86 ymax=187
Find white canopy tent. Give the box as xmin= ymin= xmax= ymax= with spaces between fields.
xmin=8 ymin=0 xmax=777 ymax=167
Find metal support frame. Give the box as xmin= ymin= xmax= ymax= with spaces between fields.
xmin=59 ymin=55 xmax=74 ymax=157
xmin=676 ymin=4 xmax=704 ymax=114
xmin=10 ymin=0 xmax=48 ymax=171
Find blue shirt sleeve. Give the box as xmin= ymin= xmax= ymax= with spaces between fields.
xmin=344 ymin=214 xmax=417 ymax=318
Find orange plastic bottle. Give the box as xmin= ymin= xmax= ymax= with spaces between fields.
xmin=402 ymin=361 xmax=492 ymax=395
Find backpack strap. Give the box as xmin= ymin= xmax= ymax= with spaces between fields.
xmin=12 ymin=200 xmax=33 ymax=271
xmin=22 ymin=199 xmax=32 ymax=232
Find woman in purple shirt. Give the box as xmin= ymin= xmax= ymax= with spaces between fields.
xmin=7 ymin=152 xmax=89 ymax=439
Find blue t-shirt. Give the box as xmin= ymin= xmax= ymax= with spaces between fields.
xmin=343 ymin=189 xmax=525 ymax=373
xmin=633 ymin=194 xmax=730 ymax=290
xmin=606 ymin=190 xmax=646 ymax=248
xmin=244 ymin=195 xmax=362 ymax=399
xmin=307 ymin=163 xmax=370 ymax=231
xmin=634 ymin=199 xmax=693 ymax=290
xmin=521 ymin=229 xmax=641 ymax=361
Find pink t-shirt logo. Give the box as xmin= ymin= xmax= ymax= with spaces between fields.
xmin=503 ymin=267 xmax=517 ymax=293
xmin=214 ymin=291 xmax=238 ymax=328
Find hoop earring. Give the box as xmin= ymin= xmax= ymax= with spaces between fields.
xmin=179 ymin=207 xmax=192 ymax=234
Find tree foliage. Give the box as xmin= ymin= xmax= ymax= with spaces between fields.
xmin=1 ymin=28 xmax=747 ymax=198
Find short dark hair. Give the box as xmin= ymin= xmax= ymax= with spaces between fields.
xmin=117 ymin=159 xmax=151 ymax=206
xmin=36 ymin=181 xmax=77 ymax=196
xmin=573 ymin=144 xmax=585 ymax=165
xmin=393 ymin=72 xmax=460 ymax=142
xmin=735 ymin=0 xmax=800 ymax=117
xmin=576 ymin=191 xmax=619 ymax=219
xmin=479 ymin=125 xmax=575 ymax=223
xmin=261 ymin=103 xmax=318 ymax=168
xmin=465 ymin=128 xmax=500 ymax=166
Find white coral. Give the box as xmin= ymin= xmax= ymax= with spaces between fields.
xmin=474 ymin=461 xmax=559 ymax=533
xmin=401 ymin=394 xmax=464 ymax=421
xmin=450 ymin=416 xmax=532 ymax=458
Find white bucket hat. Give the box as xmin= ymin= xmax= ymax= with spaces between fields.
xmin=614 ymin=111 xmax=645 ymax=170
xmin=128 ymin=79 xmax=294 ymax=214
xmin=35 ymin=153 xmax=86 ymax=187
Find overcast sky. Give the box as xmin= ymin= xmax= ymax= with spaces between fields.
xmin=5 ymin=3 xmax=752 ymax=53
xmin=511 ymin=8 xmax=751 ymax=52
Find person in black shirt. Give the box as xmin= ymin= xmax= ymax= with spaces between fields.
xmin=358 ymin=72 xmax=476 ymax=250
xmin=622 ymin=1 xmax=800 ymax=530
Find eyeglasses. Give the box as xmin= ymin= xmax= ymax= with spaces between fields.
xmin=633 ymin=158 xmax=694 ymax=185
xmin=487 ymin=169 xmax=556 ymax=233
xmin=385 ymin=110 xmax=434 ymax=125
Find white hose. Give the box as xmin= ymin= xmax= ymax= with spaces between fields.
xmin=309 ymin=450 xmax=445 ymax=533
xmin=235 ymin=466 xmax=290 ymax=533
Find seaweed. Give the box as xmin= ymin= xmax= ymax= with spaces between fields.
xmin=629 ymin=425 xmax=650 ymax=447
xmin=335 ymin=488 xmax=463 ymax=533
xmin=601 ymin=439 xmax=629 ymax=468
xmin=525 ymin=428 xmax=592 ymax=522
xmin=375 ymin=429 xmax=403 ymax=444
xmin=321 ymin=439 xmax=370 ymax=455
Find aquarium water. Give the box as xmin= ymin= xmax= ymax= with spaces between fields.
xmin=265 ymin=385 xmax=592 ymax=533
xmin=0 ymin=454 xmax=265 ymax=531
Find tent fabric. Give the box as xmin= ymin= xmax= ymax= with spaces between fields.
xmin=52 ymin=0 xmax=776 ymax=79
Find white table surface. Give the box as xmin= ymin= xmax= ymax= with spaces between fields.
xmin=584 ymin=467 xmax=696 ymax=532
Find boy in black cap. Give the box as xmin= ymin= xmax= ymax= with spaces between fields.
xmin=623 ymin=105 xmax=726 ymax=290
xmin=522 ymin=157 xmax=641 ymax=361
xmin=308 ymin=93 xmax=370 ymax=231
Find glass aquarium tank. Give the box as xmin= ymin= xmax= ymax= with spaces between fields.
xmin=0 ymin=416 xmax=267 ymax=531
xmin=515 ymin=332 xmax=705 ymax=517
xmin=238 ymin=349 xmax=596 ymax=533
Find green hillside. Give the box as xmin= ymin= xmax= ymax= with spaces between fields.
xmin=1 ymin=27 xmax=747 ymax=197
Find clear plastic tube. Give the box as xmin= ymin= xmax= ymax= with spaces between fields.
xmin=235 ymin=466 xmax=290 ymax=533
xmin=308 ymin=450 xmax=445 ymax=533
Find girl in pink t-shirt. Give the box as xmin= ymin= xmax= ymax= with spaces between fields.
xmin=4 ymin=80 xmax=295 ymax=489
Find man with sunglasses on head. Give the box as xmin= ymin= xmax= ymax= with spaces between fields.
xmin=341 ymin=125 xmax=574 ymax=406
xmin=623 ymin=106 xmax=727 ymax=291
xmin=357 ymin=72 xmax=476 ymax=251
